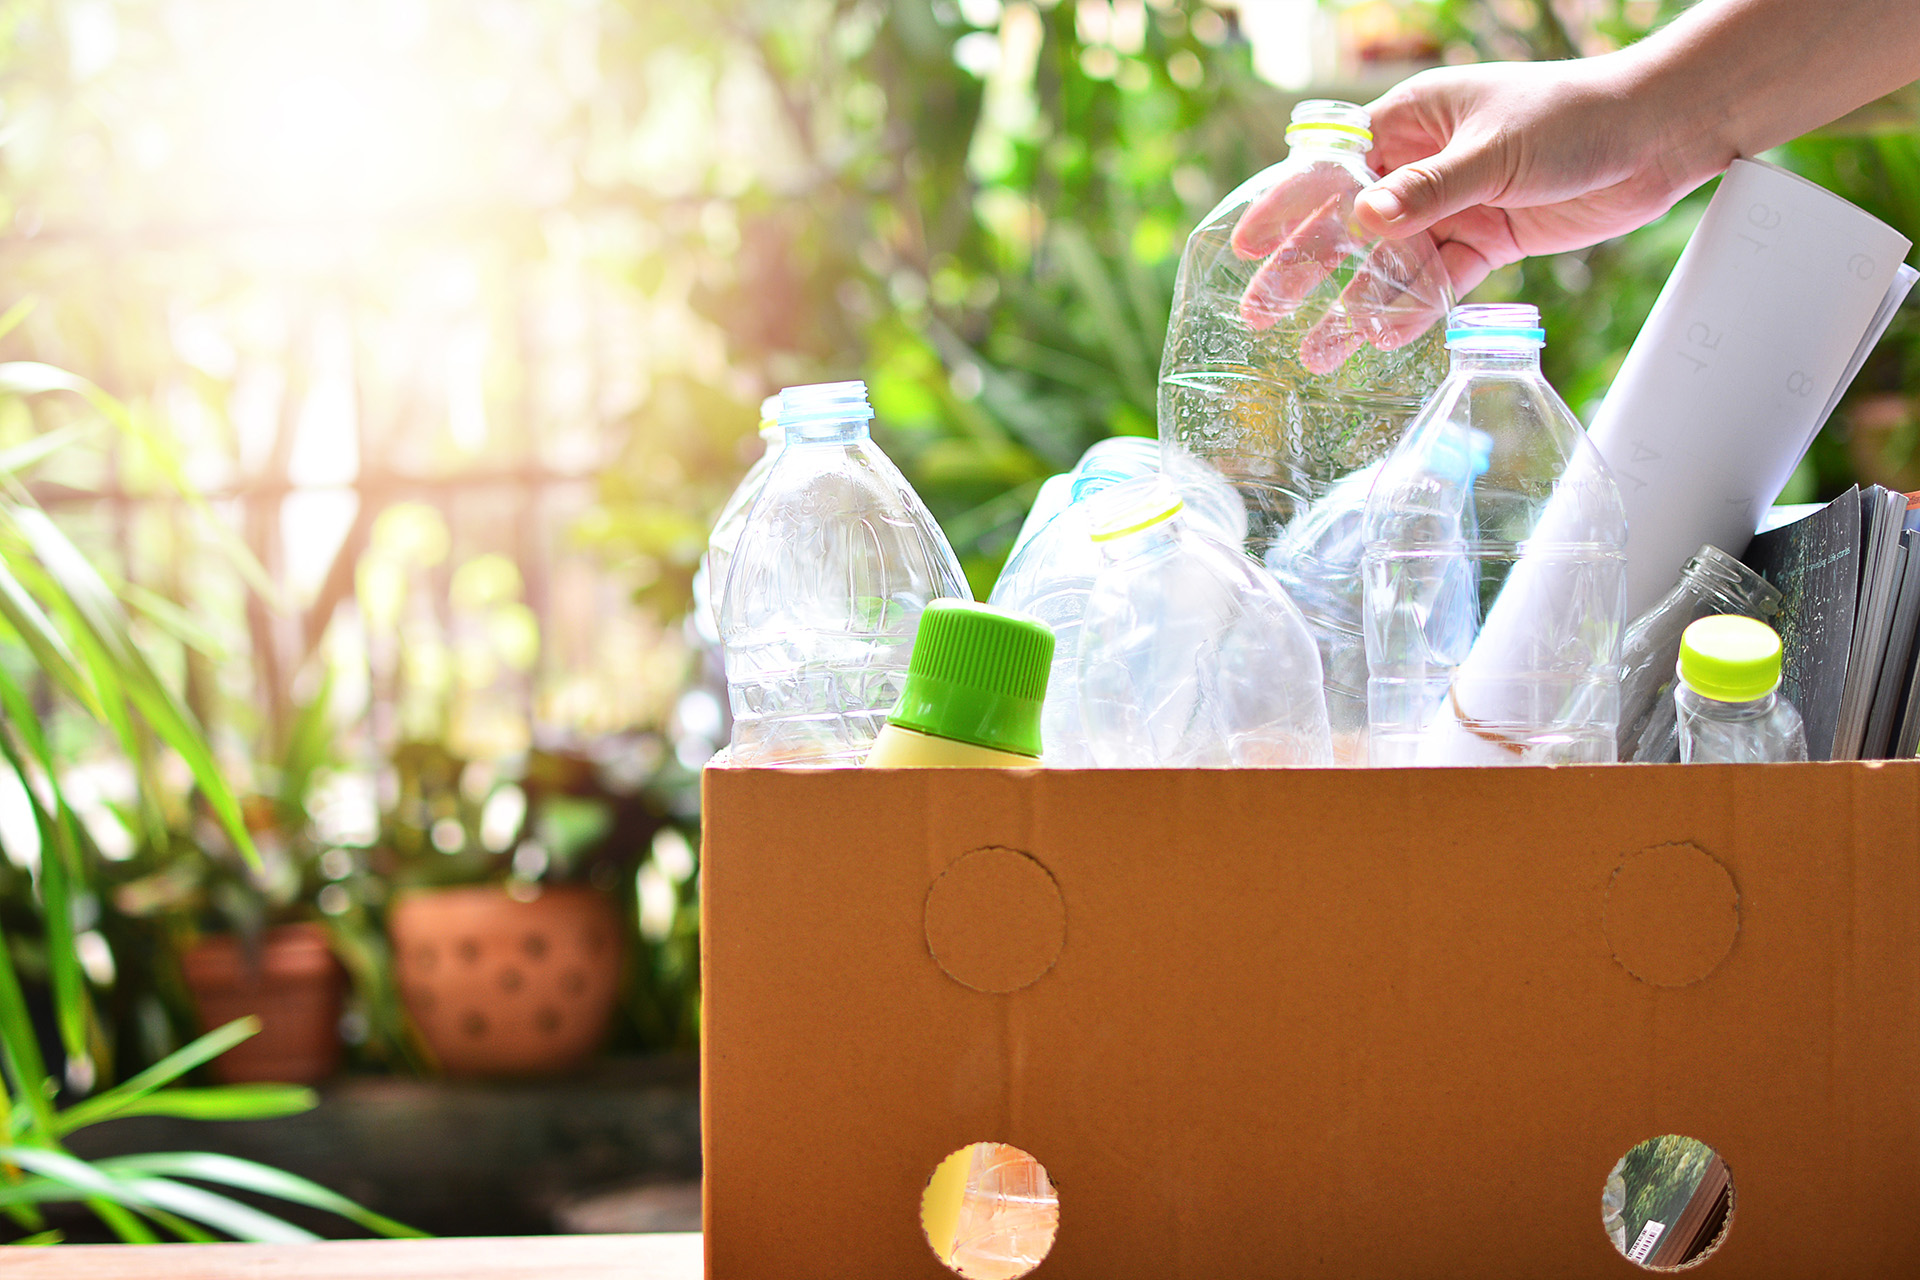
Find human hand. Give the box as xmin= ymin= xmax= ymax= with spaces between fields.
xmin=1230 ymin=154 xmax=1452 ymax=374
xmin=1352 ymin=55 xmax=1709 ymax=294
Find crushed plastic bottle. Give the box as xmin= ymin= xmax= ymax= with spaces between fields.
xmin=1675 ymin=615 xmax=1808 ymax=763
xmin=1362 ymin=304 xmax=1628 ymax=766
xmin=1618 ymin=546 xmax=1782 ymax=763
xmin=1004 ymin=436 xmax=1160 ymax=564
xmin=1077 ymin=482 xmax=1333 ymax=767
xmin=698 ymin=395 xmax=785 ymax=644
xmin=1158 ymin=99 xmax=1452 ymax=747
xmin=719 ymin=381 xmax=970 ymax=766
xmin=992 ymin=461 xmax=1245 ymax=767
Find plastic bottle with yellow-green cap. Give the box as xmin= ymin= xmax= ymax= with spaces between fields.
xmin=1159 ymin=98 xmax=1453 ymax=756
xmin=1675 ymin=615 xmax=1808 ymax=763
xmin=864 ymin=600 xmax=1054 ymax=767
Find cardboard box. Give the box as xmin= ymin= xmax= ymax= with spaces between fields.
xmin=701 ymin=762 xmax=1920 ymax=1277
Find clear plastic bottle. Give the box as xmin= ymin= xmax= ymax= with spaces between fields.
xmin=1004 ymin=435 xmax=1161 ymax=563
xmin=1675 ymin=615 xmax=1808 ymax=763
xmin=719 ymin=381 xmax=970 ymax=767
xmin=1618 ymin=546 xmax=1783 ymax=763
xmin=945 ymin=1143 xmax=1059 ymax=1280
xmin=1362 ymin=304 xmax=1628 ymax=766
xmin=1158 ymin=99 xmax=1453 ymax=747
xmin=1077 ymin=483 xmax=1333 ymax=767
xmin=698 ymin=395 xmax=785 ymax=644
xmin=991 ymin=460 xmax=1244 ymax=767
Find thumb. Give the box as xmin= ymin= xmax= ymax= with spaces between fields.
xmin=1354 ymin=139 xmax=1508 ymax=240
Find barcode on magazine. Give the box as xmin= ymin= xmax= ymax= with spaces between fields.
xmin=1627 ymin=1220 xmax=1666 ymax=1263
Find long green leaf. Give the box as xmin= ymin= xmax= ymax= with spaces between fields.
xmin=0 ymin=1151 xmax=318 ymax=1244
xmin=0 ymin=425 xmax=91 ymax=480
xmin=0 ymin=919 xmax=54 ymax=1138
xmin=54 ymin=1018 xmax=261 ymax=1135
xmin=109 ymin=1174 xmax=318 ymax=1243
xmin=101 ymin=1153 xmax=425 ymax=1238
xmin=0 ymin=734 xmax=90 ymax=1081
xmin=10 ymin=507 xmax=255 ymax=865
xmin=0 ymin=556 xmax=95 ymax=718
xmin=54 ymin=1084 xmax=313 ymax=1136
xmin=0 ymin=362 xmax=280 ymax=606
xmin=0 ymin=300 xmax=36 ymax=345
xmin=7 ymin=1229 xmax=62 ymax=1245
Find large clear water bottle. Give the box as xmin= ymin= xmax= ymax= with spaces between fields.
xmin=1675 ymin=615 xmax=1808 ymax=763
xmin=991 ymin=459 xmax=1245 ymax=767
xmin=1362 ymin=304 xmax=1628 ymax=766
xmin=698 ymin=395 xmax=784 ymax=643
xmin=1159 ymin=99 xmax=1453 ymax=749
xmin=719 ymin=381 xmax=970 ymax=766
xmin=1617 ymin=545 xmax=1782 ymax=763
xmin=1077 ymin=483 xmax=1332 ymax=767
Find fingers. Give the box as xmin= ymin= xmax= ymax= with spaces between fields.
xmin=1239 ymin=194 xmax=1347 ymax=331
xmin=1298 ymin=236 xmax=1451 ymax=373
xmin=1230 ymin=165 xmax=1354 ymax=259
xmin=1353 ymin=135 xmax=1511 ymax=242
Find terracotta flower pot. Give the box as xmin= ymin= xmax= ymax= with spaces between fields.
xmin=390 ymin=884 xmax=624 ymax=1077
xmin=180 ymin=921 xmax=346 ymax=1085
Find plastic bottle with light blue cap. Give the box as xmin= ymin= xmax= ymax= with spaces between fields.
xmin=1362 ymin=303 xmax=1628 ymax=766
xmin=719 ymin=380 xmax=970 ymax=766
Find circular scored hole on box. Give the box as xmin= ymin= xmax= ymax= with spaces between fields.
xmin=1605 ymin=843 xmax=1740 ymax=987
xmin=1604 ymin=1135 xmax=1734 ymax=1270
xmin=924 ymin=847 xmax=1066 ymax=994
xmin=922 ymin=1142 xmax=1058 ymax=1279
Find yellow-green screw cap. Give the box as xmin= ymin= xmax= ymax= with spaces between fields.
xmin=1679 ymin=615 xmax=1782 ymax=703
xmin=888 ymin=601 xmax=1055 ymax=757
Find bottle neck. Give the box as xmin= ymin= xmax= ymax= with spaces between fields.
xmin=1289 ymin=138 xmax=1369 ymax=159
xmin=1448 ymin=346 xmax=1543 ymax=375
xmin=784 ymin=416 xmax=870 ymax=445
xmin=1678 ymin=547 xmax=1780 ymax=617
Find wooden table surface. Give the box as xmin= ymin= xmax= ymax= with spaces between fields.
xmin=0 ymin=1234 xmax=703 ymax=1278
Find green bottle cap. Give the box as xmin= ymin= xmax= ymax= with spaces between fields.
xmin=1679 ymin=614 xmax=1783 ymax=703
xmin=888 ymin=601 xmax=1055 ymax=757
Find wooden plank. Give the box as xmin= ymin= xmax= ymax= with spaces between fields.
xmin=0 ymin=1233 xmax=702 ymax=1279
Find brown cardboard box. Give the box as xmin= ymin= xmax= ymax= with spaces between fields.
xmin=701 ymin=762 xmax=1920 ymax=1278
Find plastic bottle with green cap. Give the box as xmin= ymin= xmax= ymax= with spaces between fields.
xmin=865 ymin=600 xmax=1054 ymax=767
xmin=1675 ymin=615 xmax=1807 ymax=763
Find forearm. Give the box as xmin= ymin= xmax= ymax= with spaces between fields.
xmin=1622 ymin=0 xmax=1920 ymax=180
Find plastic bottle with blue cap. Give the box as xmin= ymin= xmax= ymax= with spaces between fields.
xmin=1076 ymin=481 xmax=1333 ymax=767
xmin=719 ymin=380 xmax=970 ymax=766
xmin=1361 ymin=304 xmax=1628 ymax=766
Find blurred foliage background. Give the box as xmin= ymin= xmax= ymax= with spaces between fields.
xmin=0 ymin=0 xmax=1912 ymax=1081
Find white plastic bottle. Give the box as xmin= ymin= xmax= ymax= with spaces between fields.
xmin=1675 ymin=615 xmax=1808 ymax=763
xmin=719 ymin=381 xmax=970 ymax=766
xmin=1078 ymin=483 xmax=1333 ymax=767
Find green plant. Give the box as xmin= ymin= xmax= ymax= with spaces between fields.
xmin=0 ymin=350 xmax=418 ymax=1243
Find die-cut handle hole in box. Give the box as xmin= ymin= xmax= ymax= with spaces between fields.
xmin=1606 ymin=1135 xmax=1735 ymax=1271
xmin=922 ymin=1142 xmax=1058 ymax=1279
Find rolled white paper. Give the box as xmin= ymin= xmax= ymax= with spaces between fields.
xmin=1413 ymin=160 xmax=1911 ymax=766
xmin=1589 ymin=158 xmax=1913 ymax=619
